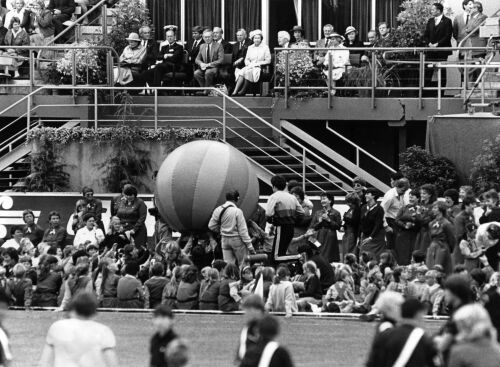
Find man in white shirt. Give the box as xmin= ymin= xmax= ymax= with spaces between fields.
xmin=381 ymin=178 xmax=410 ymax=250
xmin=208 ymin=190 xmax=256 ymax=268
xmin=40 ymin=292 xmax=118 ymax=367
xmin=73 ymin=213 xmax=105 ymax=249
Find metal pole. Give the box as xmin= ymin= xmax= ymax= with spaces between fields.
xmin=371 ymin=52 xmax=376 ymax=109
xmin=356 ymin=148 xmax=359 ymax=166
xmin=302 ymin=148 xmax=306 ymax=192
xmin=71 ymin=50 xmax=76 ymax=98
xmin=154 ymin=88 xmax=158 ymax=131
xmin=480 ymin=71 xmax=485 ymax=106
xmin=328 ymin=52 xmax=332 ymax=109
xmin=222 ymin=95 xmax=226 ymax=142
xmin=75 ymin=24 xmax=80 ymax=43
xmin=437 ymin=66 xmax=442 ymax=114
xmin=28 ymin=50 xmax=34 ymax=93
xmin=102 ymin=3 xmax=107 ymax=38
xmin=94 ymin=88 xmax=98 ymax=129
xmin=285 ymin=52 xmax=289 ymax=108
xmin=418 ymin=52 xmax=424 ymax=110
xmin=27 ymin=95 xmax=31 ymax=132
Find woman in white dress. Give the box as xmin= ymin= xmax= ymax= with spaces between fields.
xmin=323 ymin=32 xmax=350 ymax=95
xmin=231 ymin=29 xmax=271 ymax=96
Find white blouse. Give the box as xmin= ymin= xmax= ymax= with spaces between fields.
xmin=244 ymin=44 xmax=271 ymax=67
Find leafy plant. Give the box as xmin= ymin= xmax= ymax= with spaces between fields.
xmin=399 ymin=145 xmax=459 ymax=195
xmin=345 ymin=61 xmax=400 ymax=97
xmin=470 ymin=135 xmax=500 ymax=193
xmin=24 ymin=134 xmax=70 ymax=192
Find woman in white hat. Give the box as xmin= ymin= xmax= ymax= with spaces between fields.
xmin=231 ymin=29 xmax=271 ymax=96
xmin=323 ymin=32 xmax=350 ymax=95
xmin=344 ymin=26 xmax=364 ymax=55
xmin=113 ymin=32 xmax=147 ymax=85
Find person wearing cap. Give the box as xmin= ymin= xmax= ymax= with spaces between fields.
xmin=40 ymin=292 xmax=118 ymax=367
xmin=186 ymin=25 xmax=204 ymax=64
xmin=314 ymin=24 xmax=334 ymax=66
xmin=322 ymin=32 xmax=349 ymax=95
xmin=113 ymin=32 xmax=147 ymax=86
xmin=290 ymin=25 xmax=308 ymax=47
xmin=73 ymin=213 xmax=105 ymax=250
xmin=235 ymin=294 xmax=265 ymax=364
xmin=344 ymin=26 xmax=364 ymax=56
xmin=231 ymin=29 xmax=270 ymax=96
xmin=149 ymin=305 xmax=178 ymax=367
xmin=194 ymin=29 xmax=224 ymax=94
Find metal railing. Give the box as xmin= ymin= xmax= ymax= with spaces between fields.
xmin=48 ymin=0 xmax=109 ymax=45
xmin=0 ymin=86 xmax=354 ymax=193
xmin=457 ymin=7 xmax=500 ymax=49
xmin=274 ymin=45 xmax=497 ymax=109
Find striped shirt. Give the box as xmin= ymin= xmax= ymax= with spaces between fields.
xmin=265 ymin=191 xmax=305 ymax=225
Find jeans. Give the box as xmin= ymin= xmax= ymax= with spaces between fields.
xmin=221 ymin=236 xmax=249 ymax=268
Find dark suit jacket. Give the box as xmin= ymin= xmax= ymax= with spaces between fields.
xmin=218 ymin=38 xmax=233 ymax=54
xmin=186 ymin=37 xmax=204 ymax=63
xmin=423 ymin=15 xmax=453 ymax=60
xmin=143 ymin=39 xmax=158 ymax=68
xmin=158 ymin=42 xmax=183 ymax=65
xmin=195 ymin=42 xmax=224 ymax=68
xmin=232 ymin=38 xmax=252 ymax=66
xmin=47 ymin=0 xmax=76 ymax=16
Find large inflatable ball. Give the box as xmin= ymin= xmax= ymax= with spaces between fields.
xmin=155 ymin=140 xmax=259 ymax=232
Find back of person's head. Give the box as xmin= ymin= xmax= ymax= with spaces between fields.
xmin=68 ymin=291 xmax=98 ymax=318
xmin=154 ymin=304 xmax=174 ymax=318
xmin=242 ymin=294 xmax=265 ymax=312
xmin=401 ymin=298 xmax=427 ymax=319
xmin=261 ymin=266 xmax=275 ymax=282
xmin=374 ymin=291 xmax=404 ymax=321
xmin=290 ymin=186 xmax=305 ymax=201
xmin=211 ymin=259 xmax=227 ymax=273
xmin=345 ymin=192 xmax=361 ymax=207
xmin=454 ymin=304 xmax=496 ymax=342
xmin=165 ymin=338 xmax=189 ymax=367
xmin=4 ymin=247 xmax=19 ymax=264
xmin=444 ymin=189 xmax=459 ymax=205
xmin=365 ymin=188 xmax=381 ymax=200
xmin=225 ymin=190 xmax=240 ymax=202
xmin=470 ymin=268 xmax=487 ymax=286
xmin=258 ymin=315 xmax=280 ymax=341
xmin=344 ymin=253 xmax=357 ymax=266
xmin=287 ymin=180 xmax=300 ymax=191
xmin=125 ymin=261 xmax=140 ymax=276
xmin=444 ymin=274 xmax=473 ymax=305
xmin=453 ymin=264 xmax=468 ymax=274
xmin=207 ymin=268 xmax=219 ymax=282
xmin=270 ymin=175 xmax=287 ymax=190
xmin=222 ymin=263 xmax=240 ymax=280
xmin=151 ymin=262 xmax=165 ymax=277
xmin=274 ymin=265 xmax=290 ymax=284
xmin=487 ymin=224 xmax=500 ymax=240
xmin=181 ymin=265 xmax=199 ymax=283
xmin=390 ymin=171 xmax=404 ymax=182
xmin=411 ymin=250 xmax=426 ymax=264
xmin=461 ymin=196 xmax=476 ymax=210
xmin=12 ymin=263 xmax=26 ymax=278
xmin=303 ymin=261 xmax=318 ymax=276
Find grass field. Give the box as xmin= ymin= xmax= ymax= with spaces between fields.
xmin=4 ymin=311 xmax=443 ymax=367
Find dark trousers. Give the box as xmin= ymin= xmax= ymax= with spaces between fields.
xmin=272 ymin=224 xmax=295 ymax=261
xmin=52 ymin=13 xmax=71 ymax=42
xmin=385 ymin=218 xmax=397 ymax=250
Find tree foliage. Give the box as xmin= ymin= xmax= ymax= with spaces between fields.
xmin=470 ymin=135 xmax=500 ymax=193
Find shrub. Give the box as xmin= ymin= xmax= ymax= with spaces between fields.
xmin=470 ymin=135 xmax=500 ymax=193
xmin=399 ymin=145 xmax=459 ymax=195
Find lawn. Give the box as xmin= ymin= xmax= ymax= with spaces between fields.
xmin=4 ymin=311 xmax=443 ymax=367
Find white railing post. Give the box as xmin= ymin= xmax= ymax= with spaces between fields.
xmin=302 ymin=148 xmax=306 ymax=192
xmin=154 ymin=88 xmax=158 ymax=131
xmin=437 ymin=66 xmax=442 ymax=114
xmin=328 ymin=52 xmax=333 ymax=109
xmin=222 ymin=95 xmax=226 ymax=142
xmin=94 ymin=88 xmax=98 ymax=129
xmin=27 ymin=94 xmax=31 ymax=132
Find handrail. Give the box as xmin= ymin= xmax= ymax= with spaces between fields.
xmin=48 ymin=0 xmax=108 ymax=45
xmin=325 ymin=122 xmax=396 ymax=173
xmin=458 ymin=7 xmax=500 ymax=49
xmin=0 ymin=87 xmax=44 ymax=117
xmin=464 ymin=50 xmax=497 ymax=105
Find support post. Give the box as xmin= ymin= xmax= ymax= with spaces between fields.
xmin=94 ymin=88 xmax=98 ymax=129
xmin=418 ymin=52 xmax=424 ymax=110
xmin=154 ymin=88 xmax=158 ymax=130
xmin=28 ymin=50 xmax=34 ymax=93
xmin=284 ymin=51 xmax=289 ymax=108
xmin=328 ymin=52 xmax=332 ymax=109
xmin=302 ymin=148 xmax=306 ymax=192
xmin=371 ymin=52 xmax=376 ymax=109
xmin=222 ymin=96 xmax=226 ymax=142
xmin=437 ymin=65 xmax=442 ymax=114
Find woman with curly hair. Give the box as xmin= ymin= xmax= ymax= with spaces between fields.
xmin=341 ymin=192 xmax=361 ymax=259
xmin=426 ymin=201 xmax=456 ymax=275
xmin=176 ymin=265 xmax=200 ymax=310
xmin=415 ymin=184 xmax=438 ymax=253
xmin=32 ymin=255 xmax=62 ymax=307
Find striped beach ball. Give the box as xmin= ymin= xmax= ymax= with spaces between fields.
xmin=155 ymin=140 xmax=259 ymax=232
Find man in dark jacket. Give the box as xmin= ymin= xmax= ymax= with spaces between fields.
xmin=139 ymin=25 xmax=158 ymax=70
xmin=232 ymin=28 xmax=252 ymax=69
xmin=186 ymin=25 xmax=204 ymax=64
xmin=423 ymin=2 xmax=453 ymax=96
xmin=150 ymin=305 xmax=178 ymax=367
xmin=47 ymin=0 xmax=76 ymax=42
xmin=366 ymin=298 xmax=437 ymax=367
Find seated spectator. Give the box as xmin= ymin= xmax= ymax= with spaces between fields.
xmin=47 ymin=0 xmax=75 ymax=43
xmin=41 ymin=211 xmax=67 ymax=249
xmin=296 ymin=261 xmax=322 ymax=309
xmin=265 ymin=265 xmax=298 ymax=318
xmin=102 ymin=216 xmax=130 ymax=252
xmin=162 ymin=265 xmax=183 ymax=309
xmin=212 ymin=26 xmax=232 ymax=53
xmin=194 ymin=30 xmax=224 ymax=95
xmin=385 ymin=267 xmax=408 ymax=295
xmin=374 ymin=21 xmax=394 ymax=47
xmin=114 ymin=32 xmax=147 ymax=86
xmin=4 ymin=0 xmax=29 ymax=31
xmin=1 ymin=16 xmax=29 ymax=77
xmin=1 ymin=247 xmax=18 ymax=277
xmin=176 ymin=265 xmax=199 ymax=310
xmin=144 ymin=262 xmax=168 ymax=309
xmin=422 ymin=269 xmax=445 ymax=317
xmin=115 ymin=184 xmax=147 ymax=248
xmin=186 ymin=25 xmax=204 ymax=69
xmin=323 ymin=32 xmax=349 ymax=95
xmin=231 ymin=30 xmax=270 ymax=96
xmin=59 ymin=262 xmax=93 ymax=310
xmin=361 ymin=29 xmax=377 ymax=63
xmin=22 ymin=209 xmax=44 ymax=246
xmin=314 ymin=24 xmax=334 ymax=66
xmin=406 ymin=265 xmax=428 ymax=301
xmin=290 ymin=25 xmax=308 ymax=47
xmin=94 ymin=258 xmax=120 ymax=308
xmin=199 ymin=268 xmax=220 ymax=310
xmin=232 ymin=28 xmax=251 ymax=71
xmin=0 ymin=16 xmax=7 ymax=45
xmin=5 ymin=263 xmax=32 ymax=307
xmin=28 ymin=0 xmax=53 ymax=49
xmin=277 ymin=30 xmax=291 ymax=49
xmin=32 ymin=255 xmax=62 ymax=307
xmin=117 ymin=261 xmax=144 ymax=308
xmin=158 ymin=240 xmax=192 ymax=277
xmin=323 ymin=269 xmax=355 ymax=312
xmin=73 ymin=213 xmax=105 ymax=250
xmin=218 ymin=263 xmax=240 ymax=312
xmin=344 ymin=26 xmax=364 ymax=55
xmin=19 ymin=255 xmax=37 ymax=284
xmin=2 ymin=225 xmax=34 ymax=253
xmin=232 ymin=265 xmax=256 ymax=303
xmin=460 ymin=223 xmax=488 ymax=272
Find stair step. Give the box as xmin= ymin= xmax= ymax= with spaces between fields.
xmin=239 ymin=146 xmax=288 ymax=154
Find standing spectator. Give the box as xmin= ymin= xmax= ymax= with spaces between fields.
xmin=341 ymin=192 xmax=361 ymax=259
xmin=464 ymin=1 xmax=487 ymax=78
xmin=117 ymin=262 xmax=144 ymax=309
xmin=47 ymin=0 xmax=75 ymax=43
xmin=314 ymin=24 xmax=334 ymax=66
xmin=479 ymin=190 xmax=500 ymax=224
xmin=208 ymin=190 xmax=255 ymax=268
xmin=426 ymin=201 xmax=456 ymax=275
xmin=381 ymin=178 xmax=409 ymax=252
xmin=32 ymin=255 xmax=61 ymax=307
xmin=39 ymin=292 xmax=118 ymax=367
xmin=475 ymin=222 xmax=500 ymax=271
xmin=265 ymin=175 xmax=305 ymax=262
xmin=81 ymin=186 xmax=103 ymax=230
xmin=423 ymin=2 xmax=453 ymax=95
xmin=444 ymin=189 xmax=461 ymax=220
xmin=0 ymin=16 xmax=7 ymax=46
xmin=394 ymin=189 xmax=420 ymax=265
xmin=265 ymin=265 xmax=297 ymax=318
xmin=150 ymin=305 xmax=178 ymax=367
xmin=359 ymin=188 xmax=386 ymax=260
xmin=73 ymin=213 xmax=105 ymax=250
xmin=453 ymin=196 xmax=476 ymax=266
xmin=41 ymin=211 xmax=67 ymax=249
xmin=459 ymin=223 xmax=488 ymax=272
xmin=449 ymin=304 xmax=500 ymax=367
xmin=110 ymin=179 xmax=131 ymax=216
xmin=194 ymin=30 xmax=224 ymax=94
xmin=22 ymin=209 xmax=44 ymax=246
xmin=289 ymin=186 xmax=312 ymax=254
xmin=453 ymin=0 xmax=474 ymax=51
xmin=28 ymin=0 xmax=54 ymax=54
xmin=309 ymin=192 xmax=341 ymax=262
xmin=115 ymin=185 xmax=147 ymax=248
xmin=415 ymin=184 xmax=437 ymax=253
xmin=231 ymin=30 xmax=270 ymax=96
